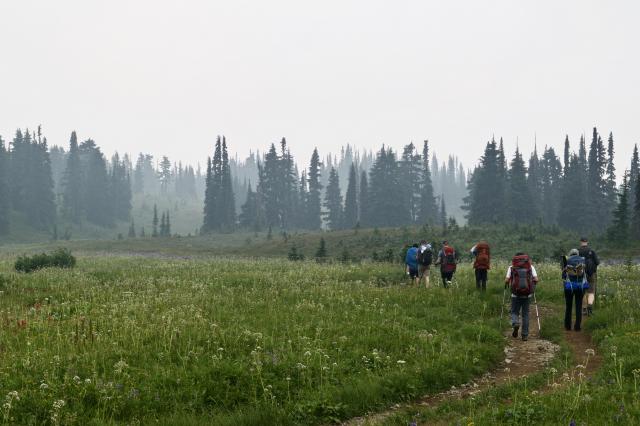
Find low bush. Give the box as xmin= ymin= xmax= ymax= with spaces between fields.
xmin=14 ymin=248 xmax=76 ymax=273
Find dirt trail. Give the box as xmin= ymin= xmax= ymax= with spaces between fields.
xmin=344 ymin=310 xmax=602 ymax=426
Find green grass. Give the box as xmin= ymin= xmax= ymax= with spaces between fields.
xmin=0 ymin=256 xmax=509 ymax=425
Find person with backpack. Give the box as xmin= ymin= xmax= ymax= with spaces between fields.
xmin=470 ymin=240 xmax=491 ymax=291
xmin=417 ymin=240 xmax=433 ymax=288
xmin=435 ymin=241 xmax=457 ymax=288
xmin=563 ymin=249 xmax=589 ymax=331
xmin=578 ymin=237 xmax=600 ymax=316
xmin=504 ymin=252 xmax=539 ymax=341
xmin=405 ymin=243 xmax=420 ymax=286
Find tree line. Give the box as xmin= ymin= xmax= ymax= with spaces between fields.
xmin=464 ymin=129 xmax=640 ymax=241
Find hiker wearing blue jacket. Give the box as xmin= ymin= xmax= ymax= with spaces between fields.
xmin=405 ymin=244 xmax=420 ymax=286
xmin=563 ymin=249 xmax=589 ymax=332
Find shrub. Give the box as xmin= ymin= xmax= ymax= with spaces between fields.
xmin=14 ymin=248 xmax=76 ymax=273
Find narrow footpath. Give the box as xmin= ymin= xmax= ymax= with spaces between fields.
xmin=344 ymin=307 xmax=602 ymax=426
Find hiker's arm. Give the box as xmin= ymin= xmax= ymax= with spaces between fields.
xmin=593 ymin=251 xmax=600 ymax=266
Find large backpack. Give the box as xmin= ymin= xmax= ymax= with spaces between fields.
xmin=565 ymin=255 xmax=586 ymax=282
xmin=417 ymin=246 xmax=433 ymax=266
xmin=442 ymin=246 xmax=457 ymax=273
xmin=510 ymin=254 xmax=534 ymax=296
xmin=474 ymin=242 xmax=490 ymax=270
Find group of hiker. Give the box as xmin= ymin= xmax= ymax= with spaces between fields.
xmin=404 ymin=237 xmax=600 ymax=341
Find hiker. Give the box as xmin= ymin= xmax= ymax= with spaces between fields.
xmin=404 ymin=243 xmax=420 ymax=286
xmin=435 ymin=241 xmax=457 ymax=288
xmin=505 ymin=252 xmax=539 ymax=341
xmin=563 ymin=249 xmax=589 ymax=331
xmin=470 ymin=240 xmax=490 ymax=291
xmin=417 ymin=240 xmax=433 ymax=288
xmin=578 ymin=237 xmax=600 ymax=316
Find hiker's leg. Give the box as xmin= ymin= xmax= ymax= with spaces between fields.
xmin=564 ymin=289 xmax=573 ymax=330
xmin=575 ymin=288 xmax=583 ymax=330
xmin=521 ymin=298 xmax=530 ymax=337
xmin=475 ymin=268 xmax=481 ymax=289
xmin=510 ymin=297 xmax=519 ymax=327
xmin=441 ymin=271 xmax=447 ymax=287
xmin=587 ymin=273 xmax=596 ymax=313
xmin=425 ymin=268 xmax=430 ymax=288
xmin=481 ymin=269 xmax=488 ymax=291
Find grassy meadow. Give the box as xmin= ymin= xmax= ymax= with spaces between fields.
xmin=0 ymin=256 xmax=509 ymax=425
xmin=0 ymin=244 xmax=638 ymax=425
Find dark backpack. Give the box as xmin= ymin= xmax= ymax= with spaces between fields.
xmin=442 ymin=246 xmax=457 ymax=273
xmin=510 ymin=254 xmax=534 ymax=296
xmin=565 ymin=255 xmax=586 ymax=282
xmin=474 ymin=242 xmax=490 ymax=270
xmin=418 ymin=247 xmax=433 ymax=266
xmin=578 ymin=247 xmax=597 ymax=275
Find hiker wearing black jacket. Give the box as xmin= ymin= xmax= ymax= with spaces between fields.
xmin=578 ymin=237 xmax=600 ymax=316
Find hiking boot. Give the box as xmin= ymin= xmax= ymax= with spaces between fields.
xmin=587 ymin=306 xmax=593 ymax=316
xmin=521 ymin=335 xmax=528 ymax=341
xmin=512 ymin=325 xmax=519 ymax=338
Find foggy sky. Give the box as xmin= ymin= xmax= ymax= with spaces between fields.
xmin=1 ymin=1 xmax=638 ymax=173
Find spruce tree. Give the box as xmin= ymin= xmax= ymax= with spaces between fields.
xmin=367 ymin=146 xmax=405 ymax=227
xmin=587 ymin=128 xmax=608 ymax=228
xmin=343 ymin=163 xmax=358 ymax=229
xmin=160 ymin=212 xmax=167 ymax=237
xmin=558 ymin=154 xmax=589 ymax=232
xmin=418 ymin=140 xmax=437 ymax=224
xmin=526 ymin=147 xmax=542 ymax=221
xmin=239 ymin=183 xmax=261 ymax=230
xmin=629 ymin=144 xmax=639 ymax=212
xmin=604 ymin=132 xmax=617 ymax=217
xmin=315 ymin=237 xmax=327 ymax=261
xmin=62 ymin=131 xmax=84 ymax=223
xmin=399 ymin=143 xmax=422 ymax=223
xmin=358 ymin=170 xmax=368 ymax=227
xmin=220 ymin=137 xmax=236 ymax=230
xmin=133 ymin=153 xmax=145 ymax=194
xmin=540 ymin=147 xmax=563 ymax=225
xmin=31 ymin=129 xmax=56 ymax=230
xmin=507 ymin=148 xmax=534 ymax=223
xmin=563 ymin=135 xmax=570 ymax=176
xmin=165 ymin=211 xmax=171 ymax=236
xmin=608 ymin=171 xmax=630 ymax=242
xmin=324 ymin=167 xmax=343 ymax=230
xmin=464 ymin=139 xmax=505 ymax=224
xmin=128 ymin=220 xmax=136 ymax=238
xmin=152 ymin=204 xmax=159 ymax=237
xmin=159 ymin=156 xmax=172 ymax=194
xmin=202 ymin=157 xmax=215 ymax=232
xmin=439 ymin=196 xmax=447 ymax=230
xmin=307 ymin=148 xmax=322 ymax=230
xmin=0 ymin=136 xmax=9 ymax=234
xmin=632 ymin=174 xmax=640 ymax=239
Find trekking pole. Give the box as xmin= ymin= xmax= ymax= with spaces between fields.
xmin=533 ymin=293 xmax=542 ymax=336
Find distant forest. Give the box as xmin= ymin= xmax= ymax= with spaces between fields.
xmin=0 ymin=126 xmax=639 ymax=242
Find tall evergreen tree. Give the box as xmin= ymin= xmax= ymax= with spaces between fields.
xmin=563 ymin=135 xmax=570 ymax=176
xmin=306 ymin=148 xmax=322 ymax=230
xmin=540 ymin=147 xmax=563 ymax=225
xmin=80 ymin=140 xmax=111 ymax=226
xmin=220 ymin=137 xmax=236 ymax=230
xmin=464 ymin=139 xmax=505 ymax=224
xmin=31 ymin=128 xmax=56 ymax=229
xmin=399 ymin=143 xmax=422 ymax=223
xmin=629 ymin=144 xmax=639 ymax=213
xmin=507 ymin=148 xmax=535 ymax=223
xmin=608 ymin=171 xmax=630 ymax=242
xmin=633 ymin=173 xmax=640 ymax=239
xmin=239 ymin=183 xmax=263 ymax=231
xmin=439 ymin=196 xmax=447 ymax=230
xmin=133 ymin=153 xmax=145 ymax=194
xmin=358 ymin=170 xmax=368 ymax=227
xmin=368 ymin=146 xmax=406 ymax=227
xmin=604 ymin=132 xmax=617 ymax=217
xmin=526 ymin=146 xmax=542 ymax=221
xmin=202 ymin=157 xmax=215 ymax=231
xmin=343 ymin=163 xmax=358 ymax=229
xmin=324 ymin=167 xmax=343 ymax=230
xmin=587 ymin=127 xmax=608 ymax=229
xmin=152 ymin=204 xmax=159 ymax=237
xmin=110 ymin=153 xmax=132 ymax=221
xmin=558 ymin=154 xmax=589 ymax=232
xmin=159 ymin=156 xmax=172 ymax=194
xmin=418 ymin=140 xmax=438 ymax=224
xmin=0 ymin=136 xmax=9 ymax=234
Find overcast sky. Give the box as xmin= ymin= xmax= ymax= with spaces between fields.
xmin=1 ymin=1 xmax=638 ymax=173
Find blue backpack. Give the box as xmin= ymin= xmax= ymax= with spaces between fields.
xmin=564 ymin=255 xmax=589 ymax=290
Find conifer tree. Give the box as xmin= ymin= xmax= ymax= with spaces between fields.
xmin=587 ymin=128 xmax=608 ymax=228
xmin=368 ymin=146 xmax=405 ymax=227
xmin=540 ymin=147 xmax=563 ymax=225
xmin=343 ymin=163 xmax=358 ymax=229
xmin=605 ymin=132 xmax=617 ymax=217
xmin=418 ymin=140 xmax=437 ymax=224
xmin=526 ymin=147 xmax=542 ymax=221
xmin=629 ymin=144 xmax=639 ymax=212
xmin=160 ymin=212 xmax=167 ymax=237
xmin=439 ymin=196 xmax=447 ymax=230
xmin=63 ymin=131 xmax=84 ymax=222
xmin=563 ymin=135 xmax=570 ymax=176
xmin=608 ymin=171 xmax=630 ymax=242
xmin=152 ymin=204 xmax=159 ymax=237
xmin=239 ymin=183 xmax=262 ymax=230
xmin=399 ymin=143 xmax=422 ymax=223
xmin=202 ymin=157 xmax=215 ymax=231
xmin=133 ymin=153 xmax=145 ymax=194
xmin=315 ymin=237 xmax=327 ymax=261
xmin=558 ymin=154 xmax=589 ymax=232
xmin=324 ymin=167 xmax=343 ymax=230
xmin=31 ymin=128 xmax=57 ymax=229
xmin=220 ymin=137 xmax=236 ymax=230
xmin=633 ymin=174 xmax=640 ymax=239
xmin=159 ymin=156 xmax=172 ymax=194
xmin=507 ymin=148 xmax=534 ymax=223
xmin=80 ymin=140 xmax=111 ymax=226
xmin=128 ymin=220 xmax=136 ymax=238
xmin=464 ymin=139 xmax=505 ymax=224
xmin=0 ymin=136 xmax=9 ymax=234
xmin=306 ymin=148 xmax=322 ymax=230
xmin=165 ymin=211 xmax=171 ymax=236
xmin=358 ymin=170 xmax=368 ymax=227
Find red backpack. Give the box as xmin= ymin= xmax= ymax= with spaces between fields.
xmin=442 ymin=245 xmax=457 ymax=273
xmin=474 ymin=242 xmax=490 ymax=270
xmin=510 ymin=254 xmax=534 ymax=296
